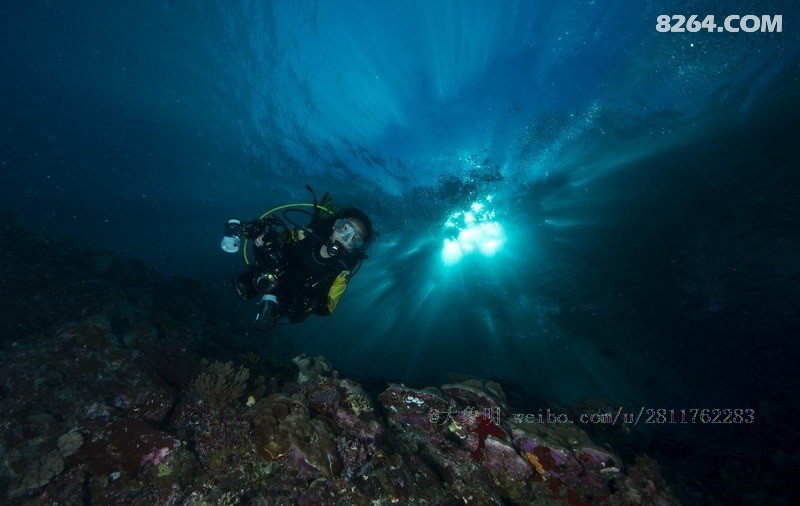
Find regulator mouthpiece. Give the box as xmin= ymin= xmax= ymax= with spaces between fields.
xmin=326 ymin=241 xmax=343 ymax=257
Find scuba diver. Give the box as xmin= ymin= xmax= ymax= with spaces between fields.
xmin=220 ymin=187 xmax=373 ymax=331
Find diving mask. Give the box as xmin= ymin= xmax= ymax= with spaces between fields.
xmin=332 ymin=218 xmax=364 ymax=249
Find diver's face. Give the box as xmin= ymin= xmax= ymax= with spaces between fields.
xmin=330 ymin=218 xmax=366 ymax=252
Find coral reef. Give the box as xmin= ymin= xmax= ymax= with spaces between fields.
xmin=0 ymin=224 xmax=688 ymax=503
xmin=1 ymin=311 xmax=680 ymax=504
xmin=192 ymin=361 xmax=250 ymax=411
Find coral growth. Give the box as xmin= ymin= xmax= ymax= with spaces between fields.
xmin=525 ymin=451 xmax=546 ymax=476
xmin=471 ymin=413 xmax=507 ymax=461
xmin=346 ymin=393 xmax=373 ymax=416
xmin=192 ymin=361 xmax=250 ymax=411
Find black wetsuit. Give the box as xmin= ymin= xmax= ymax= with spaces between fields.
xmin=236 ymin=217 xmax=359 ymax=322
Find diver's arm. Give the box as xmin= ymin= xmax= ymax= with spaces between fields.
xmin=243 ymin=217 xmax=283 ymax=247
xmin=241 ymin=219 xmax=266 ymax=240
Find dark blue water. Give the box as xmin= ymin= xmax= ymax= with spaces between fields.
xmin=3 ymin=0 xmax=799 ymax=476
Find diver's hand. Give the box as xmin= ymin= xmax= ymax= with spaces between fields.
xmin=245 ymin=217 xmax=276 ymax=245
xmin=242 ymin=221 xmax=264 ymax=240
